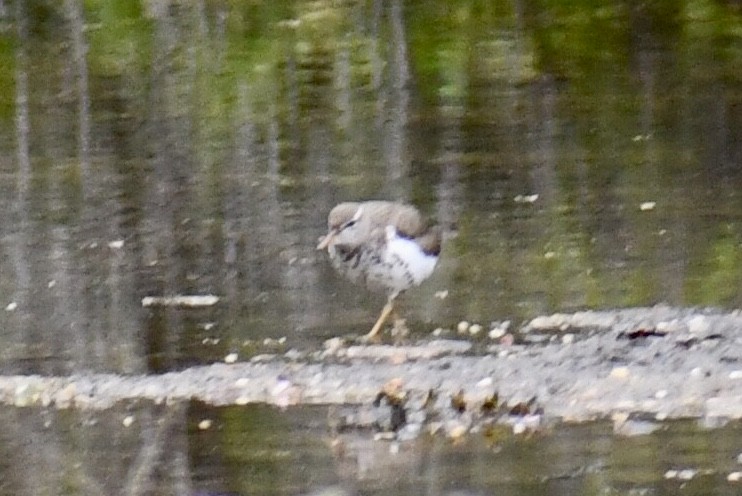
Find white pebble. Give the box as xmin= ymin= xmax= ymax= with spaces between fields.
xmin=689 ymin=367 xmax=704 ymax=378
xmin=224 ymin=353 xmax=238 ymax=364
xmin=469 ymin=324 xmax=482 ymax=335
xmin=561 ymin=333 xmax=575 ymax=344
xmin=489 ymin=328 xmax=505 ymax=339
xmin=664 ymin=470 xmax=678 ymax=479
xmin=198 ymin=419 xmax=212 ymax=430
xmin=729 ymin=370 xmax=742 ymax=380
xmin=640 ymin=201 xmax=656 ymax=211
xmin=122 ymin=416 xmax=135 ymax=427
xmin=728 ymin=472 xmax=742 ymax=482
xmin=5 ymin=302 xmax=17 ymax=312
xmin=47 ymin=280 xmax=57 ymax=288
xmin=678 ymin=469 xmax=696 ymax=480
xmin=108 ymin=239 xmax=125 ymax=249
xmin=609 ymin=367 xmax=630 ymax=380
xmin=445 ymin=422 xmax=468 ymax=439
xmin=457 ymin=321 xmax=470 ymax=334
xmin=374 ymin=432 xmax=396 ymax=441
xmin=512 ymin=422 xmax=526 ymax=435
xmin=475 ymin=377 xmax=493 ymax=388
xmin=434 ymin=290 xmax=449 ymax=300
xmin=323 ymin=337 xmax=344 ymax=351
xmin=687 ymin=315 xmax=710 ymax=335
xmin=514 ymin=194 xmax=538 ymax=204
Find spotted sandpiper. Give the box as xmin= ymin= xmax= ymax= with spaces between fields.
xmin=317 ymin=201 xmax=442 ymax=340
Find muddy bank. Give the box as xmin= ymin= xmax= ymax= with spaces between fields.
xmin=2 ymin=306 xmax=741 ymax=431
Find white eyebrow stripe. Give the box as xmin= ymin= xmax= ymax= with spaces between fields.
xmin=352 ymin=206 xmax=363 ymax=221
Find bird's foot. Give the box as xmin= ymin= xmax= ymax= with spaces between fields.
xmin=359 ymin=332 xmax=383 ymax=345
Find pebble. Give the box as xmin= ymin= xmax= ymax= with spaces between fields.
xmin=561 ymin=333 xmax=575 ymax=345
xmin=657 ymin=319 xmax=686 ymax=333
xmin=489 ymin=328 xmax=506 ymax=340
xmin=373 ymin=432 xmax=396 ymax=441
xmin=609 ymin=367 xmax=631 ymax=380
xmin=445 ymin=421 xmax=468 ymax=440
xmin=56 ymin=383 xmax=77 ymax=409
xmin=689 ymin=367 xmax=704 ymax=378
xmin=5 ymin=302 xmax=17 ymax=312
xmin=122 ymin=415 xmax=135 ymax=427
xmin=224 ymin=353 xmax=238 ymax=364
xmin=284 ymin=348 xmax=303 ymax=360
xmin=475 ymin=377 xmax=493 ymax=389
xmin=323 ymin=337 xmax=344 ymax=350
xmin=729 ymin=370 xmax=742 ymax=380
xmin=396 ymin=423 xmax=422 ymax=442
xmin=457 ymin=321 xmax=470 ymax=334
xmin=108 ymin=239 xmax=125 ymax=249
xmin=514 ymin=194 xmax=539 ymax=203
xmin=687 ymin=315 xmax=710 ymax=335
xmin=728 ymin=472 xmax=742 ymax=482
xmin=664 ymin=469 xmax=697 ymax=480
xmin=678 ymin=469 xmax=697 ymax=480
xmin=434 ymin=290 xmax=449 ymax=300
xmin=469 ymin=324 xmax=482 ymax=336
xmin=198 ymin=419 xmax=212 ymax=430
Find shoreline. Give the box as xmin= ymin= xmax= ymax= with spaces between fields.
xmin=2 ymin=305 xmax=741 ymax=431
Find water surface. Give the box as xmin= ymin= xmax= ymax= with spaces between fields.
xmin=0 ymin=1 xmax=740 ymax=494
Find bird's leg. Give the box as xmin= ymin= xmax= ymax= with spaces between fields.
xmin=364 ymin=296 xmax=396 ymax=342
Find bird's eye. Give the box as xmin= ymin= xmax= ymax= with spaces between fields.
xmin=343 ymin=220 xmax=356 ymax=229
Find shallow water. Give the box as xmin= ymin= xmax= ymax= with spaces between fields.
xmin=0 ymin=1 xmax=740 ymax=374
xmin=0 ymin=0 xmax=740 ymax=493
xmin=1 ymin=402 xmax=741 ymax=496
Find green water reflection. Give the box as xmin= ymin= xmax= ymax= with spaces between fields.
xmin=2 ymin=402 xmax=740 ymax=495
xmin=0 ymin=0 xmax=739 ymax=372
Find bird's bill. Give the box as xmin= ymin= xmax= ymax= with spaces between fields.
xmin=316 ymin=230 xmax=337 ymax=250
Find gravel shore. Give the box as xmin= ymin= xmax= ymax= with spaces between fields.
xmin=2 ymin=306 xmax=741 ymax=433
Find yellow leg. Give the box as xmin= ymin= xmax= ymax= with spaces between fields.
xmin=365 ymin=300 xmax=395 ymax=341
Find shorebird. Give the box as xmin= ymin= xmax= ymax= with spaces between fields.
xmin=317 ymin=201 xmax=441 ymax=340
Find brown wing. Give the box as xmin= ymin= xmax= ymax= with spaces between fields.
xmin=362 ymin=201 xmax=426 ymax=237
xmin=364 ymin=201 xmax=441 ymax=256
